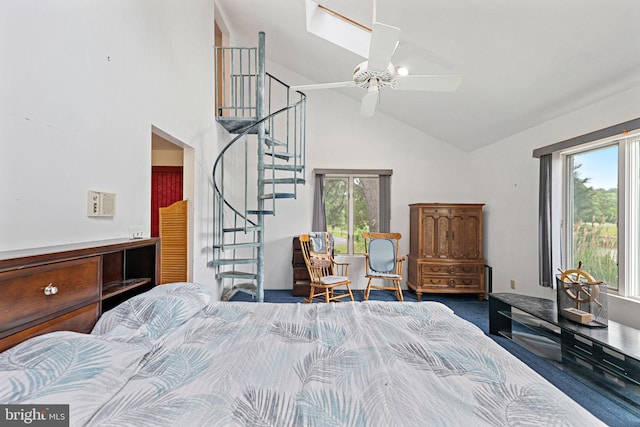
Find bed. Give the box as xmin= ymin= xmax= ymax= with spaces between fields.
xmin=0 ymin=282 xmax=604 ymax=426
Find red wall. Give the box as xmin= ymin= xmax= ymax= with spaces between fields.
xmin=151 ymin=166 xmax=183 ymax=237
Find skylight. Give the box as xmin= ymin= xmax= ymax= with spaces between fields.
xmin=305 ymin=0 xmax=371 ymax=58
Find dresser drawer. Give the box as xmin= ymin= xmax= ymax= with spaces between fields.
xmin=421 ymin=263 xmax=483 ymax=276
xmin=0 ymin=256 xmax=101 ymax=334
xmin=293 ymin=266 xmax=310 ymax=280
xmin=420 ymin=275 xmax=483 ymax=290
xmin=292 ymin=251 xmax=305 ymax=266
xmin=0 ymin=303 xmax=99 ymax=352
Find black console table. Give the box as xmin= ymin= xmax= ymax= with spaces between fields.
xmin=489 ymin=292 xmax=640 ymax=416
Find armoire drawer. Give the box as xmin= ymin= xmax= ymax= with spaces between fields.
xmin=0 ymin=256 xmax=101 ymax=334
xmin=421 ymin=263 xmax=483 ymax=276
xmin=420 ymin=275 xmax=483 ymax=290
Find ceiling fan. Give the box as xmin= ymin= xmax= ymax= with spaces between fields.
xmin=290 ymin=21 xmax=462 ymax=118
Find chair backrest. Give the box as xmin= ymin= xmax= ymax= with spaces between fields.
xmin=299 ymin=233 xmax=333 ymax=279
xmin=309 ymin=232 xmax=330 ymax=253
xmin=364 ymin=232 xmax=401 ymax=274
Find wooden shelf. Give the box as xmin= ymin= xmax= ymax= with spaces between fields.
xmin=103 ymin=278 xmax=152 ymax=299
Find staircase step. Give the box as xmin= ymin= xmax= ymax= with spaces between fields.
xmin=234 ymin=283 xmax=258 ymax=297
xmin=213 ymin=242 xmax=260 ymax=250
xmin=264 ymin=135 xmax=286 ymax=147
xmin=217 ymin=116 xmax=259 ymax=134
xmin=270 ymin=164 xmax=304 ymax=172
xmin=209 ymin=258 xmax=258 ymax=267
xmin=222 ymin=226 xmax=261 ymax=233
xmin=260 ymin=193 xmax=296 ymax=200
xmin=221 ymin=283 xmax=258 ymax=301
xmin=216 ymin=271 xmax=258 ymax=280
xmin=247 ymin=209 xmax=275 ymax=215
xmin=265 ymin=151 xmax=300 ymax=161
xmin=261 ymin=177 xmax=306 ymax=185
xmin=221 ymin=287 xmax=238 ymax=301
xmin=235 ymin=282 xmax=258 ymax=292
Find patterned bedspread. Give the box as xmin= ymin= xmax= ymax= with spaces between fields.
xmin=0 ymin=283 xmax=604 ymax=426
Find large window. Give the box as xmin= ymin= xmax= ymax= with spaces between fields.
xmin=561 ymin=131 xmax=640 ymax=297
xmin=324 ymin=175 xmax=379 ymax=254
xmin=316 ymin=170 xmax=391 ymax=255
xmin=565 ymin=145 xmax=619 ymax=290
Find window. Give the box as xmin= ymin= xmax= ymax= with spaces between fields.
xmin=560 ymin=131 xmax=640 ymax=297
xmin=314 ymin=169 xmax=391 ymax=255
xmin=564 ymin=145 xmax=619 ymax=290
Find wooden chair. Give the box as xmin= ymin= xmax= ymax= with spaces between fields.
xmin=363 ymin=232 xmax=405 ymax=301
xmin=299 ymin=233 xmax=354 ymax=303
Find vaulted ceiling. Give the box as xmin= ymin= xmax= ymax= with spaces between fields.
xmin=216 ymin=0 xmax=640 ymax=152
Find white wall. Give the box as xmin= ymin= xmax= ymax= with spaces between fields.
xmin=470 ymin=85 xmax=640 ymax=328
xmin=0 ymin=0 xmax=219 ymax=294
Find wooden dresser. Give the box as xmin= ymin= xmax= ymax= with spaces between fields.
xmin=407 ymin=203 xmax=485 ymax=300
xmin=0 ymin=238 xmax=159 ymax=352
xmin=292 ymin=236 xmax=311 ymax=296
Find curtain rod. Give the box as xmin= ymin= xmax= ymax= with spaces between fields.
xmin=313 ymin=168 xmax=392 ymax=176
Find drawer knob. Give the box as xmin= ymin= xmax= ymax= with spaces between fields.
xmin=44 ymin=283 xmax=59 ymax=296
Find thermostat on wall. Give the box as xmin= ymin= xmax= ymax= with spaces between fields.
xmin=88 ymin=191 xmax=116 ymax=217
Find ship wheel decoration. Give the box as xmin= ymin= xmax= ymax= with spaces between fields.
xmin=557 ymin=262 xmax=604 ymax=308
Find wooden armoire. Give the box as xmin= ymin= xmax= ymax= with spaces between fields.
xmin=407 ymin=203 xmax=485 ymax=301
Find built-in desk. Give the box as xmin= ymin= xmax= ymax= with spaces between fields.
xmin=490 ymin=292 xmax=640 ymax=416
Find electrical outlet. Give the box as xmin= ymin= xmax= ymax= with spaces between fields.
xmin=510 ymin=279 xmax=516 ymax=289
xmin=129 ymin=226 xmax=144 ymax=240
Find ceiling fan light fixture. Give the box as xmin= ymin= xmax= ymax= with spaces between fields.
xmin=396 ymin=66 xmax=409 ymax=76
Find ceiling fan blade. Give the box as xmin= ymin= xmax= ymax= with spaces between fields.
xmin=391 ymin=75 xmax=463 ymax=92
xmin=290 ymin=81 xmax=356 ymax=91
xmin=367 ymin=22 xmax=400 ymax=71
xmin=360 ymin=82 xmax=379 ymax=118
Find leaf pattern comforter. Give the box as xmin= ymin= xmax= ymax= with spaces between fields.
xmin=0 ymin=282 xmax=604 ymax=426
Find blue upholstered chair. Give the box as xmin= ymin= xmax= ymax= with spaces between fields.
xmin=363 ymin=232 xmax=405 ymax=301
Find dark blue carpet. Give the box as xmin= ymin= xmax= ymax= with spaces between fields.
xmin=231 ymin=289 xmax=640 ymax=426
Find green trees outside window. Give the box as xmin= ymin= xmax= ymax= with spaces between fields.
xmin=324 ymin=176 xmax=379 ymax=254
xmin=568 ymin=145 xmax=618 ymax=289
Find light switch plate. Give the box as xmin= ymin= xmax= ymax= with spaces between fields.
xmin=88 ymin=191 xmax=116 ymax=217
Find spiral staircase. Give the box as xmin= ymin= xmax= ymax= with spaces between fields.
xmin=211 ymin=33 xmax=307 ymax=302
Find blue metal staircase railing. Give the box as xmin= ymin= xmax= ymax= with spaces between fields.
xmin=212 ymin=32 xmax=306 ymax=302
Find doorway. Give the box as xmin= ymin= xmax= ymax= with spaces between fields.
xmin=151 ymin=127 xmax=192 ymax=281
